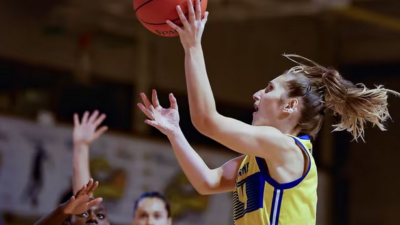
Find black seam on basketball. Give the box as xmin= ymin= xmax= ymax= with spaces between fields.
xmin=134 ymin=0 xmax=154 ymax=13
xmin=137 ymin=0 xmax=203 ymax=25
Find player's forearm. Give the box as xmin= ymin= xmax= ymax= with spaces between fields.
xmin=33 ymin=204 xmax=69 ymax=225
xmin=167 ymin=129 xmax=221 ymax=194
xmin=73 ymin=144 xmax=90 ymax=195
xmin=184 ymin=45 xmax=219 ymax=127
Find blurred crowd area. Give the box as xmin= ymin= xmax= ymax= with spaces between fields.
xmin=0 ymin=0 xmax=400 ymax=225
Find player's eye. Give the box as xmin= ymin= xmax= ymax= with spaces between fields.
xmin=79 ymin=212 xmax=89 ymax=218
xmin=265 ymin=83 xmax=273 ymax=93
xmin=139 ymin=213 xmax=148 ymax=219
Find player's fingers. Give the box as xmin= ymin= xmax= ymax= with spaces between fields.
xmin=74 ymin=113 xmax=80 ymax=127
xmin=137 ymin=103 xmax=155 ymax=120
xmin=75 ymin=184 xmax=87 ymax=197
xmin=152 ymin=89 xmax=161 ymax=108
xmin=66 ymin=196 xmax=76 ymax=208
xmin=187 ymin=0 xmax=195 ymax=23
xmin=140 ymin=93 xmax=153 ymax=109
xmin=88 ymin=110 xmax=99 ymax=124
xmin=93 ymin=114 xmax=106 ymax=127
xmin=87 ymin=181 xmax=99 ymax=195
xmin=169 ymin=93 xmax=178 ymax=110
xmin=82 ymin=111 xmax=90 ymax=124
xmin=87 ymin=198 xmax=103 ymax=208
xmin=93 ymin=127 xmax=108 ymax=140
xmin=195 ymin=0 xmax=201 ymax=21
xmin=84 ymin=178 xmax=94 ymax=193
xmin=166 ymin=20 xmax=183 ymax=33
xmin=201 ymin=11 xmax=209 ymax=26
xmin=176 ymin=5 xmax=190 ymax=29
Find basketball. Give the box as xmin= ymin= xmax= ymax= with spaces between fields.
xmin=134 ymin=0 xmax=208 ymax=37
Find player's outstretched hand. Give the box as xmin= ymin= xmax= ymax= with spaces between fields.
xmin=166 ymin=0 xmax=209 ymax=51
xmin=62 ymin=178 xmax=102 ymax=215
xmin=73 ymin=110 xmax=108 ymax=146
xmin=137 ymin=89 xmax=181 ymax=137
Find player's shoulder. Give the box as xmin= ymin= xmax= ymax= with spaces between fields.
xmin=253 ymin=126 xmax=295 ymax=148
xmin=258 ymin=127 xmax=302 ymax=155
xmin=286 ymin=134 xmax=313 ymax=152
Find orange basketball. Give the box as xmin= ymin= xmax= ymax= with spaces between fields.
xmin=134 ymin=0 xmax=208 ymax=37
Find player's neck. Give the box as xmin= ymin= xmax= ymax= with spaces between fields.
xmin=271 ymin=121 xmax=300 ymax=137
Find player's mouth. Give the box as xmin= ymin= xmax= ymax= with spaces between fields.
xmin=254 ymin=104 xmax=259 ymax=113
xmin=86 ymin=220 xmax=98 ymax=225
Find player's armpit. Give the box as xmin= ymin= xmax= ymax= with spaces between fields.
xmin=200 ymin=155 xmax=245 ymax=195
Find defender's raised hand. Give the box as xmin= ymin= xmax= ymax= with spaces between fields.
xmin=73 ymin=110 xmax=108 ymax=146
xmin=63 ymin=178 xmax=102 ymax=215
xmin=33 ymin=179 xmax=102 ymax=225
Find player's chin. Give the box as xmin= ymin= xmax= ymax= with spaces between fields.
xmin=251 ymin=117 xmax=258 ymax=126
xmin=252 ymin=116 xmax=269 ymax=127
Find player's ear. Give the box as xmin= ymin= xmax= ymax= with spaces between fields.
xmin=283 ymin=98 xmax=299 ymax=114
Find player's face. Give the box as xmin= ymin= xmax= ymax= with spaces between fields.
xmin=133 ymin=197 xmax=171 ymax=225
xmin=252 ymin=74 xmax=290 ymax=126
xmin=71 ymin=204 xmax=109 ymax=225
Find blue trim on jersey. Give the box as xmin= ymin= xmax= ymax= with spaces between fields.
xmin=269 ymin=188 xmax=284 ymax=225
xmin=297 ymin=134 xmax=310 ymax=140
xmin=255 ymin=136 xmax=312 ymax=189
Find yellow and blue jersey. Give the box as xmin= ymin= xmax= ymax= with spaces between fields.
xmin=233 ymin=134 xmax=317 ymax=225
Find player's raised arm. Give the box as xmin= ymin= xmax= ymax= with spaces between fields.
xmin=72 ymin=111 xmax=108 ymax=195
xmin=137 ymin=90 xmax=244 ymax=195
xmin=166 ymin=0 xmax=295 ymax=160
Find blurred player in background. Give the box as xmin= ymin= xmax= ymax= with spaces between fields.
xmin=22 ymin=141 xmax=52 ymax=208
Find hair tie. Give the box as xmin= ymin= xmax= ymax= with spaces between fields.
xmin=305 ymin=85 xmax=312 ymax=96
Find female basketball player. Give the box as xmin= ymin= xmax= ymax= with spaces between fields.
xmin=133 ymin=191 xmax=172 ymax=225
xmin=33 ymin=179 xmax=104 ymax=225
xmin=137 ymin=0 xmax=399 ymax=224
xmin=73 ymin=111 xmax=172 ymax=225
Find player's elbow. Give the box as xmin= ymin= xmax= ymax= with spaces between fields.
xmin=188 ymin=180 xmax=213 ymax=195
xmin=191 ymin=113 xmax=219 ymax=136
xmin=196 ymin=186 xmax=212 ymax=195
xmin=195 ymin=169 xmax=223 ymax=195
xmin=191 ymin=114 xmax=207 ymax=131
xmin=196 ymin=182 xmax=219 ymax=195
